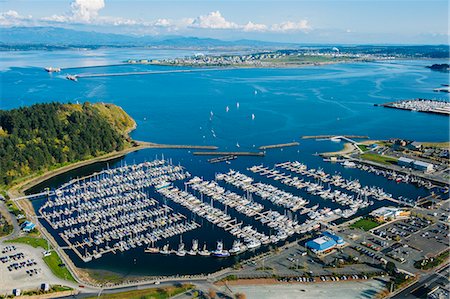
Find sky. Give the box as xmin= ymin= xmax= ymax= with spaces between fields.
xmin=0 ymin=0 xmax=449 ymax=44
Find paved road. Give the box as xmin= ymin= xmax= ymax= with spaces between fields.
xmin=57 ymin=279 xmax=219 ymax=299
xmin=390 ymin=264 xmax=449 ymax=299
xmin=0 ymin=200 xmax=20 ymax=241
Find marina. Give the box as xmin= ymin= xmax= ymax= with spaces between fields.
xmin=38 ymin=160 xmax=197 ymax=262
xmin=33 ymin=156 xmax=391 ymax=265
xmin=375 ymin=99 xmax=450 ymax=116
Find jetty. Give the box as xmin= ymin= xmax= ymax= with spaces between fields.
xmin=208 ymin=155 xmax=237 ymax=163
xmin=137 ymin=141 xmax=218 ymax=150
xmin=302 ymin=135 xmax=369 ymax=140
xmin=258 ymin=142 xmax=299 ymax=150
xmin=66 ymin=68 xmax=223 ymax=80
xmin=45 ymin=64 xmax=128 ymax=73
xmin=193 ymin=151 xmax=265 ymax=156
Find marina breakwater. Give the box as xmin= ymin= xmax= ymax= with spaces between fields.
xmin=67 ymin=68 xmax=225 ymax=80
xmin=301 ymin=135 xmax=369 ymax=140
xmin=193 ymin=151 xmax=265 ymax=156
xmin=258 ymin=142 xmax=300 ymax=150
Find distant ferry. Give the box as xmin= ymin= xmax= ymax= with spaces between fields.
xmin=66 ymin=75 xmax=78 ymax=82
xmin=45 ymin=67 xmax=61 ymax=73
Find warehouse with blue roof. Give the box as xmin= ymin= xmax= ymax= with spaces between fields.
xmin=305 ymin=231 xmax=346 ymax=255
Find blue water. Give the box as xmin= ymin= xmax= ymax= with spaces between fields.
xmin=1 ymin=49 xmax=449 ymax=277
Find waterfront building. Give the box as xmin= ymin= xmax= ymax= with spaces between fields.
xmin=21 ymin=221 xmax=35 ymax=232
xmin=397 ymin=157 xmax=434 ymax=173
xmin=370 ymin=207 xmax=410 ymax=221
xmin=413 ymin=160 xmax=434 ymax=172
xmin=305 ymin=231 xmax=346 ymax=256
xmin=398 ymin=157 xmax=414 ymax=167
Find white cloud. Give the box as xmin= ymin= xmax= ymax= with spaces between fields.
xmin=0 ymin=5 xmax=312 ymax=36
xmin=243 ymin=21 xmax=267 ymax=32
xmin=0 ymin=10 xmax=32 ymax=26
xmin=41 ymin=0 xmax=106 ymax=24
xmin=71 ymin=0 xmax=105 ymax=22
xmin=271 ymin=20 xmax=310 ymax=32
xmin=153 ymin=18 xmax=171 ymax=27
xmin=190 ymin=11 xmax=238 ymax=29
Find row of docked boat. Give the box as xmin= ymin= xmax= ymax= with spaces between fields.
xmin=349 ymin=161 xmax=435 ymax=189
xmin=157 ymin=185 xmax=268 ymax=252
xmin=147 ymin=239 xmax=247 ymax=258
xmin=186 ymin=176 xmax=301 ymax=238
xmin=216 ymin=170 xmax=308 ymax=212
xmin=248 ymin=164 xmax=373 ymax=216
xmin=39 ymin=160 xmax=198 ymax=262
xmin=273 ymin=161 xmax=394 ymax=201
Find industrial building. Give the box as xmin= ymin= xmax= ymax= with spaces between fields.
xmin=370 ymin=207 xmax=410 ymax=221
xmin=397 ymin=157 xmax=434 ymax=172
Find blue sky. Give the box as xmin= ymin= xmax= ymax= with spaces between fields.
xmin=0 ymin=0 xmax=448 ymax=44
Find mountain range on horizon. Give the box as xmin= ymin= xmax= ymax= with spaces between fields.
xmin=0 ymin=26 xmax=300 ymax=49
xmin=0 ymin=27 xmax=449 ymax=52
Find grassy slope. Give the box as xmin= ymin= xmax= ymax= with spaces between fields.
xmin=85 ymin=284 xmax=193 ymax=299
xmin=360 ymin=153 xmax=398 ymax=165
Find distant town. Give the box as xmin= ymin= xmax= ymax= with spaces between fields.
xmin=127 ymin=49 xmax=387 ymax=67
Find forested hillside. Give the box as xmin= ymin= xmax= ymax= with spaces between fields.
xmin=0 ymin=102 xmax=136 ymax=186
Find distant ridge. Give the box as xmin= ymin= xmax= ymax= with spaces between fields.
xmin=0 ymin=26 xmax=295 ymax=49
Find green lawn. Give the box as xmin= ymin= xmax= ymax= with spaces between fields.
xmin=85 ymin=284 xmax=193 ymax=299
xmin=43 ymin=251 xmax=76 ymax=282
xmin=6 ymin=236 xmax=76 ymax=282
xmin=360 ymin=153 xmax=398 ymax=165
xmin=5 ymin=236 xmax=48 ymax=248
xmin=351 ymin=218 xmax=382 ymax=231
xmin=357 ymin=144 xmax=370 ymax=152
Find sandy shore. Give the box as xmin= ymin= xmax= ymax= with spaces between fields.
xmin=320 ymin=142 xmax=357 ymax=157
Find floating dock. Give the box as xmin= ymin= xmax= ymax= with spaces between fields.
xmin=258 ymin=142 xmax=299 ymax=150
xmin=193 ymin=151 xmax=265 ymax=156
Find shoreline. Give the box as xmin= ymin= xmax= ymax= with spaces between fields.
xmin=320 ymin=142 xmax=356 ymax=157
xmin=7 ymin=140 xmax=217 ymax=198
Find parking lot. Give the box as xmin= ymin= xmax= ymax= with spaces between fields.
xmin=372 ymin=216 xmax=449 ymax=258
xmin=0 ymin=242 xmax=72 ymax=295
xmin=232 ymin=240 xmax=383 ymax=281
